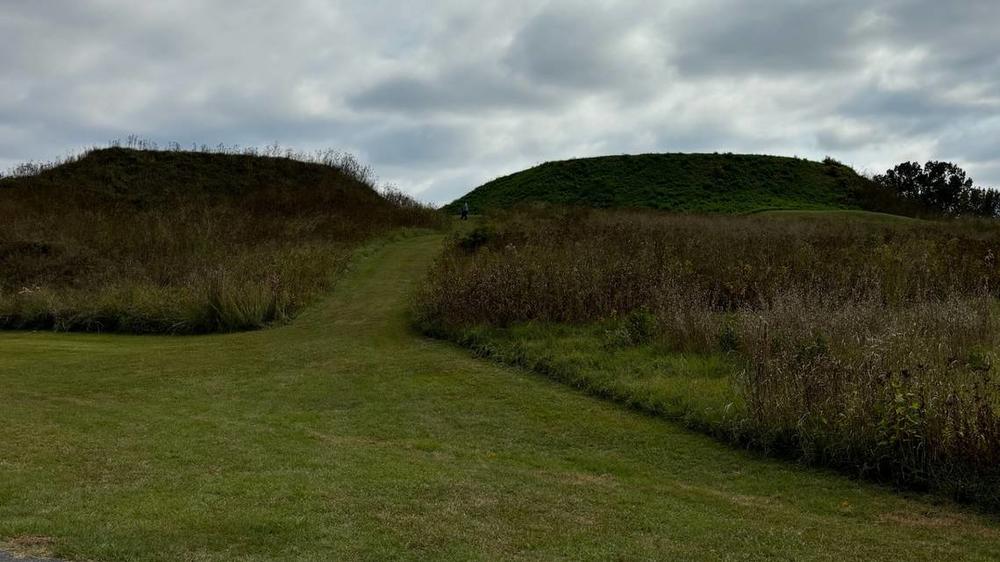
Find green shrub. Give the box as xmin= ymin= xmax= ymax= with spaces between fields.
xmin=457 ymin=225 xmax=496 ymax=253
xmin=606 ymin=310 xmax=658 ymax=347
xmin=717 ymin=322 xmax=739 ymax=353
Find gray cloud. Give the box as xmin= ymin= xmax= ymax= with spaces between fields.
xmin=2 ymin=0 xmax=1000 ymax=203
xmin=349 ymin=66 xmax=553 ymax=114
xmin=358 ymin=123 xmax=474 ymax=166
xmin=837 ymin=86 xmax=998 ymax=140
xmin=504 ymin=4 xmax=652 ymax=89
xmin=672 ymin=0 xmax=873 ymax=75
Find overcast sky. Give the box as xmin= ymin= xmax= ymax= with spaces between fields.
xmin=2 ymin=1 xmax=998 ymax=204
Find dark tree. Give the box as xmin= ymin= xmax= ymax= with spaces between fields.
xmin=873 ymin=161 xmax=997 ymax=217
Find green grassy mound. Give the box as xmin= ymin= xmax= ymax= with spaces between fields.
xmin=446 ymin=153 xmax=895 ymax=214
xmin=0 ymin=148 xmax=441 ymax=334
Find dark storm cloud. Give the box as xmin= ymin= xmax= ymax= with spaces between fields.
xmin=349 ymin=67 xmax=553 ymax=114
xmin=885 ymin=1 xmax=1000 ymax=63
xmin=358 ymin=124 xmax=473 ymax=166
xmin=838 ymin=87 xmax=997 ymax=138
xmin=503 ymin=4 xmax=649 ymax=89
xmin=2 ymin=0 xmax=999 ymax=203
xmin=672 ymin=0 xmax=872 ymax=75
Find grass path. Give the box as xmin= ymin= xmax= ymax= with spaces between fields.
xmin=1 ymin=234 xmax=998 ymax=561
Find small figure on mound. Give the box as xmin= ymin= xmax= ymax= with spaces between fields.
xmin=460 ymin=202 xmax=470 ymax=220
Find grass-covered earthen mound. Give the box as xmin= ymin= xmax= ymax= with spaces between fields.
xmin=0 ymin=147 xmax=443 ymax=334
xmin=447 ymin=153 xmax=902 ymax=214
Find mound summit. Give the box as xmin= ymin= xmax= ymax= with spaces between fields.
xmin=0 ymin=147 xmax=393 ymax=209
xmin=448 ymin=153 xmax=892 ymax=214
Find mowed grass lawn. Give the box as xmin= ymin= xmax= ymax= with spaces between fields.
xmin=1 ymin=235 xmax=998 ymax=561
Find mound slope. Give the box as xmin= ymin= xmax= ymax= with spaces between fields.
xmin=0 ymin=147 xmax=440 ymax=334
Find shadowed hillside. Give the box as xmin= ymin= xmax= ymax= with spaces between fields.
xmin=3 ymin=147 xmax=404 ymax=210
xmin=447 ymin=153 xmax=902 ymax=214
xmin=0 ymin=147 xmax=443 ymax=334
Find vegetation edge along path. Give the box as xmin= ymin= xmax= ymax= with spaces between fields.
xmin=1 ymin=234 xmax=997 ymax=561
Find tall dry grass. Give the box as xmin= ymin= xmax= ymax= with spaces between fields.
xmin=0 ymin=147 xmax=444 ymax=333
xmin=417 ymin=208 xmax=1000 ymax=507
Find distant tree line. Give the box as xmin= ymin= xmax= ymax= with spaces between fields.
xmin=873 ymin=161 xmax=1000 ymax=218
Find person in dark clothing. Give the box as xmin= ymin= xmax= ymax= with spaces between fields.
xmin=460 ymin=202 xmax=469 ymax=220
